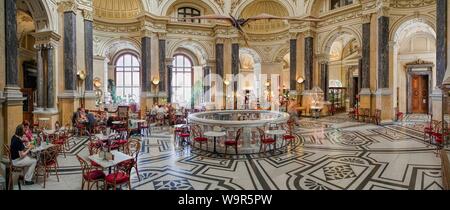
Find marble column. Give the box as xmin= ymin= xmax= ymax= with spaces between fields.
xmin=437 ymin=0 xmax=447 ymax=87
xmin=216 ymin=43 xmax=224 ymax=80
xmin=4 ymin=0 xmax=24 ymax=144
xmin=203 ymin=66 xmax=211 ymax=103
xmin=361 ymin=22 xmax=371 ymax=89
xmin=216 ymin=43 xmax=224 ymax=109
xmin=231 ymin=43 xmax=239 ymax=110
xmin=64 ymin=11 xmax=77 ymax=91
xmin=141 ymin=36 xmax=151 ymax=92
xmin=84 ymin=19 xmax=93 ymax=92
xmin=358 ymin=58 xmax=362 ymax=92
xmin=159 ymin=39 xmax=166 ymax=92
xmin=36 ymin=45 xmax=45 ymax=109
xmin=5 ymin=0 xmax=18 ymax=88
xmin=378 ymin=16 xmax=390 ymax=89
xmin=304 ymin=36 xmax=314 ymax=90
xmin=47 ymin=45 xmax=55 ymax=109
xmin=290 ymin=39 xmax=297 ymax=91
xmin=320 ymin=62 xmax=329 ymax=101
xmin=167 ymin=65 xmax=173 ymax=103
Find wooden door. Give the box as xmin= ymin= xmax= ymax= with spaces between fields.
xmin=411 ymin=75 xmax=428 ymax=114
xmin=21 ymin=88 xmax=34 ymax=123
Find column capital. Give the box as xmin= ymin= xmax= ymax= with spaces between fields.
xmin=157 ymin=32 xmax=167 ymax=40
xmin=31 ymin=31 xmax=61 ymax=47
xmin=377 ymin=6 xmax=390 ymax=18
xmin=82 ymin=9 xmax=93 ymax=21
xmin=317 ymin=54 xmax=330 ymax=64
xmin=215 ymin=38 xmax=225 ymax=44
xmin=361 ymin=14 xmax=372 ymax=24
xmin=302 ymin=29 xmax=315 ymax=38
xmin=140 ymin=29 xmax=155 ymax=38
xmin=58 ymin=0 xmax=78 ymax=13
xmin=289 ymin=32 xmax=299 ymax=40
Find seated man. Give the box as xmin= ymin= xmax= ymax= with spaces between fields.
xmin=86 ymin=110 xmax=97 ymax=132
xmin=10 ymin=125 xmax=37 ymax=185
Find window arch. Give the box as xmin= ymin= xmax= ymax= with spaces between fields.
xmin=171 ymin=54 xmax=193 ymax=107
xmin=177 ymin=7 xmax=201 ymax=23
xmin=115 ymin=53 xmax=140 ymax=103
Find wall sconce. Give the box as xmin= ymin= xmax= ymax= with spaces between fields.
xmin=152 ymin=77 xmax=160 ymax=85
xmin=265 ymin=81 xmax=270 ymax=87
xmin=297 ymin=76 xmax=305 ymax=84
xmin=224 ymin=79 xmax=230 ymax=86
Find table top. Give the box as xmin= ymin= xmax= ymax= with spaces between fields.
xmin=95 ymin=134 xmax=110 ymax=141
xmin=31 ymin=143 xmax=55 ymax=153
xmin=112 ymin=121 xmax=125 ymax=125
xmin=174 ymin=124 xmax=188 ymax=128
xmin=310 ymin=106 xmax=323 ymax=110
xmin=265 ymin=130 xmax=286 ymax=136
xmin=88 ymin=150 xmax=133 ymax=169
xmin=130 ymin=119 xmax=146 ymax=124
xmin=38 ymin=118 xmax=50 ymax=121
xmin=43 ymin=129 xmax=56 ymax=135
xmin=204 ymin=131 xmax=227 ymax=137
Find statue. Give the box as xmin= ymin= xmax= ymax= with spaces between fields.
xmin=108 ymin=79 xmax=117 ymax=104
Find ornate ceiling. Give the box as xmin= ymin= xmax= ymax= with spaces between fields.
xmin=241 ymin=0 xmax=290 ymax=34
xmin=93 ymin=0 xmax=143 ymax=20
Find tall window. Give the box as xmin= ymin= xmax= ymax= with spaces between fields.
xmin=172 ymin=55 xmax=192 ymax=107
xmin=115 ymin=54 xmax=140 ymax=103
xmin=331 ymin=0 xmax=353 ymax=10
xmin=177 ymin=7 xmax=201 ymax=23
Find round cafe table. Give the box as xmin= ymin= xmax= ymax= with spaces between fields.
xmin=204 ymin=131 xmax=226 ymax=153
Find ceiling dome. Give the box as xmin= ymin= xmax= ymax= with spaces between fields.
xmin=241 ymin=0 xmax=289 ymax=34
xmin=93 ymin=0 xmax=142 ymax=20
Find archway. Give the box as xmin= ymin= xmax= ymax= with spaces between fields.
xmin=392 ymin=18 xmax=436 ymax=114
xmin=237 ymin=48 xmax=262 ymax=109
xmin=322 ymin=30 xmax=361 ymax=112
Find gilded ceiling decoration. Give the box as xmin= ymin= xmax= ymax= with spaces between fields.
xmin=93 ymin=0 xmax=142 ymax=19
xmin=389 ymin=0 xmax=435 ymax=8
xmin=241 ymin=0 xmax=289 ymax=34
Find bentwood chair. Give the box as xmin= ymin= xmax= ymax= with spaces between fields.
xmin=121 ymin=139 xmax=141 ymax=182
xmin=371 ymin=109 xmax=382 ymax=125
xmin=224 ymin=128 xmax=243 ymax=156
xmin=76 ymin=155 xmax=105 ymax=190
xmin=282 ymin=122 xmax=296 ymax=147
xmin=431 ymin=121 xmax=449 ymax=156
xmin=41 ymin=147 xmax=60 ymax=188
xmin=191 ymin=125 xmax=208 ymax=150
xmin=257 ymin=128 xmax=276 ymax=153
xmin=105 ymin=160 xmax=134 ymax=190
xmin=3 ymin=145 xmax=25 ymax=190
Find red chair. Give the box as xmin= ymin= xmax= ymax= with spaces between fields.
xmin=105 ymin=160 xmax=134 ymax=190
xmin=177 ymin=126 xmax=191 ymax=147
xmin=36 ymin=147 xmax=60 ymax=188
xmin=191 ymin=125 xmax=208 ymax=150
xmin=257 ymin=128 xmax=276 ymax=153
xmin=395 ymin=107 xmax=404 ymax=122
xmin=371 ymin=109 xmax=382 ymax=125
xmin=282 ymin=122 xmax=296 ymax=147
xmin=424 ymin=120 xmax=440 ymax=143
xmin=224 ymin=128 xmax=243 ymax=155
xmin=120 ymin=139 xmax=141 ymax=182
xmin=431 ymin=121 xmax=449 ymax=156
xmin=76 ymin=155 xmax=105 ymax=190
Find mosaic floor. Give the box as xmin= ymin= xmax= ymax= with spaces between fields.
xmin=7 ymin=114 xmax=449 ymax=190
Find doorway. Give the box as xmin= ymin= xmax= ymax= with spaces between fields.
xmin=411 ymin=75 xmax=429 ymax=114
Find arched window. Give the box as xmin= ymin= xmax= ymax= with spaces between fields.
xmin=330 ymin=0 xmax=353 ymax=10
xmin=115 ymin=53 xmax=140 ymax=103
xmin=171 ymin=54 xmax=193 ymax=107
xmin=177 ymin=7 xmax=200 ymax=23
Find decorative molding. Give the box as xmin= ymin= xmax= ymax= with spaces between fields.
xmin=82 ymin=9 xmax=93 ymax=21
xmin=31 ymin=31 xmax=61 ymax=47
xmin=58 ymin=1 xmax=78 ymax=13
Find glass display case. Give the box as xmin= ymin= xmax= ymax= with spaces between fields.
xmin=329 ymin=87 xmax=347 ymax=113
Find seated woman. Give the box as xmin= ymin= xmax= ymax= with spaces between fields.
xmin=10 ymin=125 xmax=37 ymax=185
xmin=22 ymin=121 xmax=33 ymax=143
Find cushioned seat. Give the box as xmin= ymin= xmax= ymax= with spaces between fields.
xmin=106 ymin=172 xmax=129 ymax=184
xmin=83 ymin=170 xmax=105 ymax=181
xmin=261 ymin=138 xmax=276 ymax=144
xmin=224 ymin=140 xmax=237 ymax=145
xmin=194 ymin=137 xmax=208 ymax=142
xmin=283 ymin=135 xmax=295 ymax=140
xmin=179 ymin=133 xmax=190 ymax=138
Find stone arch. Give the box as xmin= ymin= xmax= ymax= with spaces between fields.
xmin=239 ymin=47 xmax=262 ymax=64
xmin=321 ymin=27 xmax=362 ymax=55
xmin=390 ymin=15 xmax=436 ymax=42
xmin=19 ymin=0 xmax=56 ymax=32
xmin=233 ymin=0 xmax=295 ymax=17
xmin=159 ymin=0 xmax=223 ymax=16
xmin=98 ymin=38 xmax=141 ymax=62
xmin=167 ymin=39 xmax=211 ymax=65
xmin=274 ymin=46 xmax=290 ymax=63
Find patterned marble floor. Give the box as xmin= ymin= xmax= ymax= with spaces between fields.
xmin=8 ymin=114 xmax=449 ymax=190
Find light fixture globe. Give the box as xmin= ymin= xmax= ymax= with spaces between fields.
xmin=152 ymin=77 xmax=160 ymax=85
xmin=77 ymin=70 xmax=87 ymax=81
xmin=297 ymin=77 xmax=305 ymax=84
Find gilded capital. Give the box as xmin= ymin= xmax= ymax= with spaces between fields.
xmin=59 ymin=1 xmax=78 ymax=13
xmin=361 ymin=14 xmax=372 ymax=24
xmin=82 ymin=9 xmax=93 ymax=21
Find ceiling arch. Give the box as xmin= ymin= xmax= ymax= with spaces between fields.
xmin=321 ymin=27 xmax=361 ymax=56
xmin=93 ymin=0 xmax=144 ymax=20
xmin=391 ymin=16 xmax=436 ymax=43
xmin=239 ymin=1 xmax=290 ymax=34
xmin=159 ymin=0 xmax=222 ymax=17
xmin=167 ymin=39 xmax=212 ymax=65
xmin=17 ymin=0 xmax=53 ymax=31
